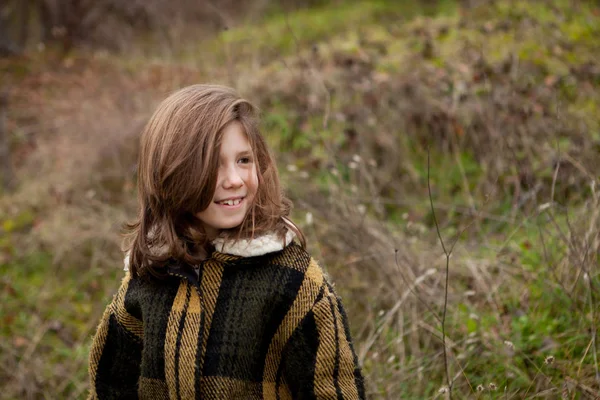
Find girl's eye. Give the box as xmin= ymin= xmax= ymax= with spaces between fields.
xmin=238 ymin=157 xmax=251 ymax=164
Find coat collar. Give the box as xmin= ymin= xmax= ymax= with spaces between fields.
xmin=124 ymin=230 xmax=296 ymax=271
xmin=211 ymin=229 xmax=296 ymax=258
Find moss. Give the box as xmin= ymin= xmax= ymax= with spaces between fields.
xmin=220 ymin=2 xmax=397 ymax=54
xmin=1 ymin=209 xmax=35 ymax=234
xmin=568 ymin=98 xmax=600 ymax=132
xmin=207 ymin=0 xmax=458 ymax=66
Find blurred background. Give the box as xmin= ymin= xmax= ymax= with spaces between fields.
xmin=1 ymin=0 xmax=599 ymax=398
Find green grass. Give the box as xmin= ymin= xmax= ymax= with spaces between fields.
xmin=185 ymin=0 xmax=459 ymax=67
xmin=221 ymin=0 xmax=456 ymax=52
xmin=0 ymin=245 xmax=122 ymax=397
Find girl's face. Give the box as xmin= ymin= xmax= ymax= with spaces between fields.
xmin=196 ymin=121 xmax=258 ymax=239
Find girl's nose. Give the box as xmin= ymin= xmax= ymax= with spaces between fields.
xmin=222 ymin=165 xmax=243 ymax=188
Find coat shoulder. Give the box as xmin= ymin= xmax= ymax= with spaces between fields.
xmin=268 ymin=242 xmax=313 ymax=273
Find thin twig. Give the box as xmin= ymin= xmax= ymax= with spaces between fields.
xmin=586 ymin=267 xmax=600 ymax=387
xmin=427 ymin=149 xmax=452 ymax=397
xmin=577 ymin=335 xmax=594 ymax=380
xmin=550 ymin=138 xmax=560 ymax=205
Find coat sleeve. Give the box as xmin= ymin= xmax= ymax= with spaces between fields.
xmin=282 ymin=281 xmax=366 ymax=399
xmin=88 ymin=273 xmax=144 ymax=399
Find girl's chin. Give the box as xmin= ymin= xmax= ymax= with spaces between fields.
xmin=200 ymin=217 xmax=245 ymax=238
xmin=198 ymin=204 xmax=252 ymax=237
xmin=212 ymin=217 xmax=246 ymax=232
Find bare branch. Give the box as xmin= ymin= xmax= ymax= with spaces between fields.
xmin=427 ymin=148 xmax=452 ymax=397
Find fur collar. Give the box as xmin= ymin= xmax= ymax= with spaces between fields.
xmin=124 ymin=230 xmax=296 ymax=271
xmin=212 ymin=229 xmax=296 ymax=257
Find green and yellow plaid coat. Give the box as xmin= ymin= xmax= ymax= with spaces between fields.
xmin=88 ymin=234 xmax=365 ymax=399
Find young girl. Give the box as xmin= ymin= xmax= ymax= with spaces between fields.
xmin=87 ymin=84 xmax=365 ymax=399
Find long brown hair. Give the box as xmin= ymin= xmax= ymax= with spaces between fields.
xmin=125 ymin=84 xmax=304 ymax=277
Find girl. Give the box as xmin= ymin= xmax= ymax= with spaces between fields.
xmin=88 ymin=84 xmax=365 ymax=399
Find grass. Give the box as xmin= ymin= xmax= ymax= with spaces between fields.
xmin=1 ymin=0 xmax=600 ymax=398
xmin=0 ymin=250 xmax=110 ymax=398
xmin=209 ymin=0 xmax=457 ymax=61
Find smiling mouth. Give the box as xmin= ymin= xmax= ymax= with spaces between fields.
xmin=215 ymin=197 xmax=245 ymax=206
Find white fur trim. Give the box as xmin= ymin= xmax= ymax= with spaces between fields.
xmin=123 ymin=243 xmax=167 ymax=272
xmin=212 ymin=230 xmax=296 ymax=257
xmin=123 ymin=230 xmax=296 ymax=270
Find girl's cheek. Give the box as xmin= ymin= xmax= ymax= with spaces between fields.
xmin=252 ymin=168 xmax=259 ymax=189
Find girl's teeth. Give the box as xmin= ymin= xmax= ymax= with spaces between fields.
xmin=221 ymin=199 xmax=241 ymax=206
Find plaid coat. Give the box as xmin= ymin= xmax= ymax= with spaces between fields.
xmin=88 ymin=234 xmax=365 ymax=399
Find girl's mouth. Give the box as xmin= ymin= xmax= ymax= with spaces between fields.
xmin=215 ymin=197 xmax=245 ymax=208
